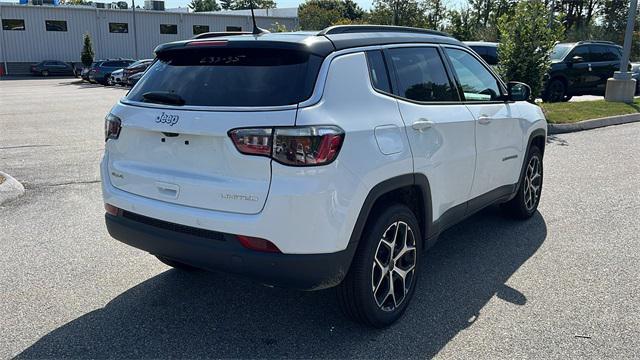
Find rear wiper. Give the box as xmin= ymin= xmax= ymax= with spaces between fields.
xmin=142 ymin=91 xmax=185 ymax=106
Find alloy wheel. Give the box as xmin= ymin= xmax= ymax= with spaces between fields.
xmin=371 ymin=221 xmax=417 ymax=312
xmin=523 ymin=155 xmax=542 ymax=211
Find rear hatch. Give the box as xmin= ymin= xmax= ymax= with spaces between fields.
xmin=107 ymin=41 xmax=325 ymax=214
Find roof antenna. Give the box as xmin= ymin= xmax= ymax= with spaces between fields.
xmin=249 ymin=0 xmax=270 ymax=35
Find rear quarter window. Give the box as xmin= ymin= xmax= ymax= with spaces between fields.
xmin=127 ymin=47 xmax=323 ymax=107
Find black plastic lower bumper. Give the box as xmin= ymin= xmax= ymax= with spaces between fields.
xmin=105 ymin=212 xmax=357 ymax=290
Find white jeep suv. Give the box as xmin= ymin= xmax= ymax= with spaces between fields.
xmin=101 ymin=25 xmax=546 ymax=328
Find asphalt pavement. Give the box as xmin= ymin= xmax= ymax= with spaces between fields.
xmin=1 ymin=78 xmax=639 ymax=359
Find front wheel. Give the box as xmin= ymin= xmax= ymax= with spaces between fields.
xmin=41 ymin=70 xmax=49 ymax=77
xmin=502 ymin=145 xmax=543 ymax=219
xmin=337 ymin=204 xmax=422 ymax=328
xmin=542 ymin=79 xmax=566 ymax=102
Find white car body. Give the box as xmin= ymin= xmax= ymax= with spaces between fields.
xmin=101 ymin=27 xmax=547 ymax=325
xmin=109 ymin=69 xmax=124 ymax=85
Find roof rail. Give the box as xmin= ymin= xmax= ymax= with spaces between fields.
xmin=318 ymin=25 xmax=450 ymax=38
xmin=192 ymin=31 xmax=251 ymax=39
xmin=576 ymin=40 xmax=617 ymax=45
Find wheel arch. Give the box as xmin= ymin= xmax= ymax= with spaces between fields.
xmin=514 ymin=128 xmax=546 ymax=194
xmin=348 ymin=174 xmax=432 ymax=250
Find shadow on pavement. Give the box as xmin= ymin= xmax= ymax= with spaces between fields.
xmin=17 ymin=207 xmax=546 ymax=358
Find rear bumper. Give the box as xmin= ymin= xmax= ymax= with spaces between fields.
xmin=105 ymin=212 xmax=357 ymax=290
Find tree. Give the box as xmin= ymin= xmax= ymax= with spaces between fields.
xmin=232 ymin=0 xmax=276 ymax=9
xmin=497 ymin=0 xmax=564 ymax=98
xmin=220 ymin=0 xmax=233 ymax=9
xmin=424 ymin=0 xmax=446 ymax=30
xmin=270 ymin=21 xmax=288 ymax=32
xmin=81 ymin=33 xmax=94 ymax=68
xmin=368 ymin=0 xmax=425 ymax=27
xmin=188 ymin=0 xmax=221 ymax=12
xmin=446 ymin=7 xmax=476 ymax=40
xmin=298 ymin=0 xmax=365 ymax=30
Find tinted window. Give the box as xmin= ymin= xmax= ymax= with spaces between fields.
xmin=551 ymin=44 xmax=573 ymax=61
xmin=592 ymin=45 xmax=620 ymax=62
xmin=127 ymin=48 xmax=323 ymax=107
xmin=569 ymin=45 xmax=590 ymax=62
xmin=160 ymin=24 xmax=178 ymax=35
xmin=226 ymin=26 xmax=242 ymax=31
xmin=485 ymin=46 xmax=498 ymax=65
xmin=102 ymin=62 xmax=116 ymax=67
xmin=109 ymin=22 xmax=128 ymax=33
xmin=193 ymin=25 xmax=209 ymax=35
xmin=388 ymin=47 xmax=457 ymax=102
xmin=445 ymin=48 xmax=503 ymax=101
xmin=366 ymin=51 xmax=391 ymax=93
xmin=45 ymin=20 xmax=67 ymax=32
xmin=2 ymin=19 xmax=25 ymax=31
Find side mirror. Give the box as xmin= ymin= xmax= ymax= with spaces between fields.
xmin=507 ymin=81 xmax=531 ymax=102
xmin=571 ymin=55 xmax=584 ymax=63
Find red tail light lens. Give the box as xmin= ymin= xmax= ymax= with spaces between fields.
xmin=236 ymin=235 xmax=281 ymax=253
xmin=105 ymin=113 xmax=122 ymax=141
xmin=228 ymin=126 xmax=344 ymax=166
xmin=228 ymin=128 xmax=272 ymax=156
xmin=104 ymin=203 xmax=121 ymax=216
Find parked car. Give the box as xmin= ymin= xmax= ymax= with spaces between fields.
xmin=80 ymin=64 xmax=94 ymax=81
xmin=631 ymin=62 xmax=640 ymax=95
xmin=88 ymin=59 xmax=135 ymax=85
xmin=542 ymin=40 xmax=624 ymax=102
xmin=101 ymin=25 xmax=547 ymax=328
xmin=126 ymin=72 xmax=144 ymax=87
xmin=122 ymin=59 xmax=154 ymax=84
xmin=107 ymin=69 xmax=125 ymax=86
xmin=465 ymin=41 xmax=499 ymax=66
xmin=30 ymin=60 xmax=75 ymax=77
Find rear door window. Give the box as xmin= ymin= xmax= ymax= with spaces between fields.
xmin=127 ymin=47 xmax=323 ymax=107
xmin=570 ymin=45 xmax=591 ymax=62
xmin=387 ymin=47 xmax=458 ymax=102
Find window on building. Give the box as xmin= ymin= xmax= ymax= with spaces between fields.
xmin=2 ymin=19 xmax=25 ymax=31
xmin=226 ymin=26 xmax=242 ymax=31
xmin=160 ymin=24 xmax=178 ymax=35
xmin=45 ymin=20 xmax=67 ymax=32
xmin=193 ymin=25 xmax=209 ymax=35
xmin=388 ymin=47 xmax=458 ymax=102
xmin=109 ymin=22 xmax=128 ymax=33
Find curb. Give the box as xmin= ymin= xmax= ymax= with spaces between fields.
xmin=548 ymin=113 xmax=640 ymax=134
xmin=0 ymin=172 xmax=25 ymax=206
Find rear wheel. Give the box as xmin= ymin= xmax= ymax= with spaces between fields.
xmin=502 ymin=145 xmax=543 ymax=219
xmin=337 ymin=204 xmax=421 ymax=328
xmin=155 ymin=255 xmax=199 ymax=271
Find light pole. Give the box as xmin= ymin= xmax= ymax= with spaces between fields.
xmin=132 ymin=0 xmax=139 ymax=59
xmin=605 ymin=0 xmax=638 ymax=102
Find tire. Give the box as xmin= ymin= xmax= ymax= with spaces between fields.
xmin=337 ymin=204 xmax=422 ymax=328
xmin=542 ymin=79 xmax=566 ymax=103
xmin=41 ymin=70 xmax=49 ymax=77
xmin=155 ymin=255 xmax=199 ymax=271
xmin=501 ymin=145 xmax=543 ymax=219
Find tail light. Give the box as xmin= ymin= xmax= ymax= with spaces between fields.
xmin=228 ymin=126 xmax=344 ymax=166
xmin=104 ymin=203 xmax=121 ymax=216
xmin=105 ymin=113 xmax=122 ymax=141
xmin=236 ymin=235 xmax=281 ymax=253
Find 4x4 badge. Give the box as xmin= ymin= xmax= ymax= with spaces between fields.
xmin=156 ymin=112 xmax=179 ymax=126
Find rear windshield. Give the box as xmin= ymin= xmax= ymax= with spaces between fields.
xmin=127 ymin=47 xmax=323 ymax=107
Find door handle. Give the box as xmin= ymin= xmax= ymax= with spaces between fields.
xmin=412 ymin=118 xmax=434 ymax=131
xmin=478 ymin=116 xmax=492 ymax=125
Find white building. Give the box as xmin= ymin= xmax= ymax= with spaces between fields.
xmin=0 ymin=3 xmax=298 ymax=74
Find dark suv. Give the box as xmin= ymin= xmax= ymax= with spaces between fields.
xmin=465 ymin=41 xmax=499 ymax=66
xmin=543 ymin=41 xmax=623 ymax=102
xmin=88 ymin=59 xmax=135 ymax=85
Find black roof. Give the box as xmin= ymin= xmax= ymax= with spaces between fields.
xmin=154 ymin=25 xmax=465 ymax=58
